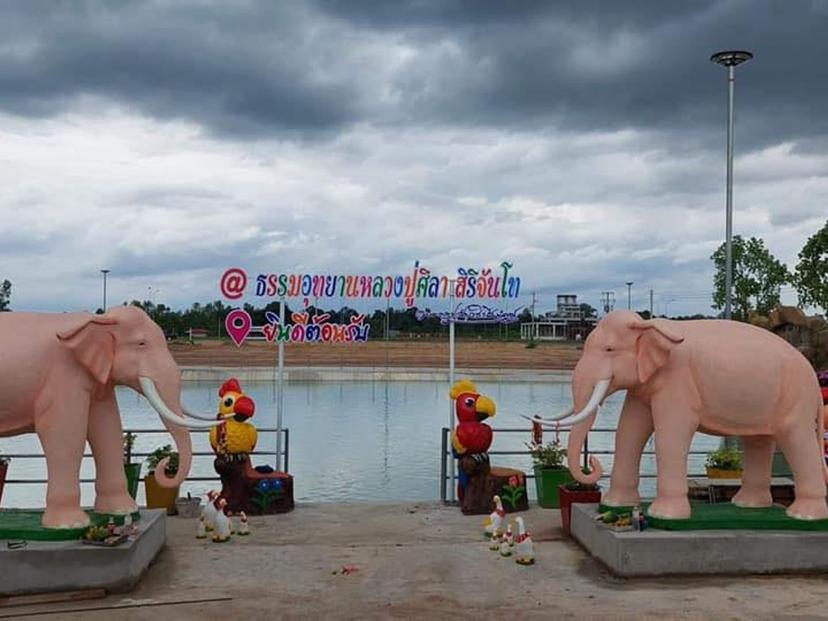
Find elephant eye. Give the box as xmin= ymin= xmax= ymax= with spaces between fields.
xmin=605 ymin=346 xmax=615 ymax=352
xmin=138 ymin=340 xmax=147 ymax=347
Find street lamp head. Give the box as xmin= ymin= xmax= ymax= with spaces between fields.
xmin=710 ymin=50 xmax=753 ymax=67
xmin=625 ymin=281 xmax=634 ymax=287
xmin=100 ymin=269 xmax=110 ymax=275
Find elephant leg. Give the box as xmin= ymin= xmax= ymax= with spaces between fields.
xmin=88 ymin=388 xmax=138 ymax=515
xmin=603 ymin=395 xmax=653 ymax=507
xmin=777 ymin=422 xmax=828 ymax=520
xmin=648 ymin=411 xmax=696 ymax=520
xmin=732 ymin=436 xmax=774 ymax=508
xmin=37 ymin=402 xmax=91 ymax=528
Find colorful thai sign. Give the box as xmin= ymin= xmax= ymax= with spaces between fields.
xmin=415 ymin=304 xmax=522 ymax=325
xmin=225 ymin=308 xmax=370 ymax=347
xmin=219 ymin=261 xmax=520 ymax=307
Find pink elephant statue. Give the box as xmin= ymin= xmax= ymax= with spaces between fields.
xmin=543 ymin=310 xmax=827 ymax=521
xmin=0 ymin=306 xmax=217 ymax=528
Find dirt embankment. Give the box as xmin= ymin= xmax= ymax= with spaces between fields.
xmin=169 ymin=339 xmax=581 ymax=369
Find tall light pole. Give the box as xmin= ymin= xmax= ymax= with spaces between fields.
xmin=711 ymin=50 xmax=753 ymax=320
xmin=100 ymin=269 xmax=110 ymax=311
xmin=625 ymin=281 xmax=633 ymax=310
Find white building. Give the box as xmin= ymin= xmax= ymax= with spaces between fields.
xmin=520 ymin=294 xmax=598 ymax=341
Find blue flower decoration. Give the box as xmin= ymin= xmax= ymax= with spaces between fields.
xmin=257 ymin=480 xmax=270 ymax=492
xmin=272 ymin=479 xmax=283 ymax=490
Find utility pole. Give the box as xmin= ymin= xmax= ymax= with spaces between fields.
xmin=600 ymin=291 xmax=615 ymax=315
xmin=100 ymin=269 xmax=110 ymax=312
xmin=625 ymin=282 xmax=633 ymax=310
xmin=649 ymin=289 xmax=654 ymax=317
xmin=531 ymin=290 xmax=538 ymax=341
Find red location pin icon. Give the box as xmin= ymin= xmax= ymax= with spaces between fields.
xmin=225 ymin=309 xmax=252 ymax=347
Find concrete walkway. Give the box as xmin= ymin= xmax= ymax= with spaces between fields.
xmin=7 ymin=502 xmax=828 ymax=620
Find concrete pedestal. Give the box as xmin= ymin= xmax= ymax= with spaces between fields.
xmin=0 ymin=509 xmax=166 ymax=596
xmin=571 ymin=503 xmax=828 ymax=577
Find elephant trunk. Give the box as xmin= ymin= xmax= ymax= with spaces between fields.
xmin=156 ymin=412 xmax=192 ymax=489
xmin=566 ymin=369 xmax=608 ymax=485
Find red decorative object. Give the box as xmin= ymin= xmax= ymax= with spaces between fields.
xmin=559 ymin=484 xmax=602 ymax=536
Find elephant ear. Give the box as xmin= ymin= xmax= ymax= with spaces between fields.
xmin=628 ymin=319 xmax=684 ymax=383
xmin=57 ymin=315 xmax=118 ymax=384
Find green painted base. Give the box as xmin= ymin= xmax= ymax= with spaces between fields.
xmin=598 ymin=502 xmax=828 ymax=531
xmin=0 ymin=509 xmax=142 ymax=541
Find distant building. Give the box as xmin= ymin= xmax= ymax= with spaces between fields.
xmin=520 ymin=294 xmax=597 ymax=341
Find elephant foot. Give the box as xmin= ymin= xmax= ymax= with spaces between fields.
xmin=602 ymin=487 xmax=640 ymax=507
xmin=732 ymin=488 xmax=773 ymax=508
xmin=647 ymin=496 xmax=691 ymax=520
xmin=786 ymin=498 xmax=828 ymax=521
xmin=42 ymin=506 xmax=90 ymax=529
xmin=94 ymin=493 xmax=138 ymax=516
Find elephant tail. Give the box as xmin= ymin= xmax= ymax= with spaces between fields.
xmin=818 ymin=401 xmax=828 ymax=486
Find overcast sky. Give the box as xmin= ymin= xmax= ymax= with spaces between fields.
xmin=1 ymin=0 xmax=826 ymax=316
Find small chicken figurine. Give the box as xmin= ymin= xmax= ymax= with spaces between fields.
xmin=212 ymin=498 xmax=232 ymax=543
xmin=451 ymin=379 xmax=496 ymax=501
xmin=238 ymin=512 xmax=250 ymax=536
xmin=514 ymin=517 xmax=534 ymax=565
xmin=505 ymin=522 xmax=514 ymax=547
xmin=483 ymin=495 xmax=506 ymax=538
xmin=209 ymin=378 xmax=257 ymax=458
xmin=201 ymin=490 xmax=219 ymax=531
xmin=196 ymin=516 xmax=207 ymax=539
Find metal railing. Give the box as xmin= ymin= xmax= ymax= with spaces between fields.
xmin=440 ymin=426 xmax=714 ymax=503
xmin=2 ymin=427 xmax=289 ymax=486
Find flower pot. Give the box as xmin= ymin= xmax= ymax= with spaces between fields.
xmin=144 ymin=474 xmax=179 ymax=515
xmin=559 ymin=484 xmax=602 ymax=536
xmin=706 ymin=467 xmax=743 ymax=480
xmin=175 ymin=496 xmax=202 ymax=519
xmin=0 ymin=462 xmax=8 ymax=507
xmin=124 ymin=463 xmax=141 ymax=500
xmin=533 ymin=465 xmax=574 ymax=508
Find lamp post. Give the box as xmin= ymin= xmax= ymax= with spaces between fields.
xmin=711 ymin=50 xmax=753 ymax=320
xmin=100 ymin=269 xmax=110 ymax=312
xmin=625 ymin=281 xmax=633 ymax=310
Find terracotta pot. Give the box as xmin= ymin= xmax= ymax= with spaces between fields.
xmin=706 ymin=467 xmax=743 ymax=480
xmin=0 ymin=462 xmax=8 ymax=507
xmin=558 ymin=484 xmax=602 ymax=536
xmin=144 ymin=474 xmax=179 ymax=515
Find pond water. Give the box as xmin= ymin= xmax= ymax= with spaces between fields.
xmin=0 ymin=380 xmax=720 ymax=507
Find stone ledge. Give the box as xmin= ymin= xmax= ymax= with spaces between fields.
xmin=0 ymin=509 xmax=166 ymax=596
xmin=570 ymin=503 xmax=828 ymax=576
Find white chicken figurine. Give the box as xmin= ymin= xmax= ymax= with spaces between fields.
xmin=505 ymin=522 xmax=514 ymax=547
xmin=238 ymin=512 xmax=250 ymax=536
xmin=196 ymin=516 xmax=207 ymax=539
xmin=212 ymin=498 xmax=232 ymax=543
xmin=483 ymin=495 xmax=506 ymax=538
xmin=499 ymin=538 xmax=512 ymax=557
xmin=201 ymin=490 xmax=220 ymax=532
xmin=514 ymin=517 xmax=534 ymax=565
xmin=489 ymin=533 xmax=500 ymax=551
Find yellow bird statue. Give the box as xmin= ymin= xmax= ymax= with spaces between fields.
xmin=209 ymin=378 xmax=258 ymax=457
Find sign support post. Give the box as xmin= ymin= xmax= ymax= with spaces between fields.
xmin=448 ymin=280 xmax=456 ymax=503
xmin=276 ymin=295 xmax=285 ymax=471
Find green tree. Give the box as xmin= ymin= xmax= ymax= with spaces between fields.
xmin=711 ymin=236 xmax=790 ymax=321
xmin=0 ymin=279 xmax=11 ymax=311
xmin=579 ymin=303 xmax=597 ymax=318
xmin=793 ymin=219 xmax=828 ymax=313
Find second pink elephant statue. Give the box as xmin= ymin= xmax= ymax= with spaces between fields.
xmin=544 ymin=310 xmax=827 ymax=521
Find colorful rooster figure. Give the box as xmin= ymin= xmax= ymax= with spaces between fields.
xmin=209 ymin=378 xmax=257 ymax=458
xmin=450 ymin=379 xmax=497 ymax=501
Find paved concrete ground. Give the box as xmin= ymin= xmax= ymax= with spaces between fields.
xmin=6 ymin=502 xmax=828 ymax=620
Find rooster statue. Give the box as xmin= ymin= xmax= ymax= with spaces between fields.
xmin=450 ymin=379 xmax=496 ymax=501
xmin=209 ymin=378 xmax=257 ymax=458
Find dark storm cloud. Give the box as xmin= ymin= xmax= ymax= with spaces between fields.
xmin=2 ymin=0 xmax=828 ymax=147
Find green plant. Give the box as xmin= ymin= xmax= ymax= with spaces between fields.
xmin=123 ymin=432 xmax=137 ymax=465
xmin=563 ymin=479 xmax=600 ymax=492
xmin=500 ymin=474 xmax=526 ymax=509
xmin=706 ymin=447 xmax=743 ymax=471
xmin=527 ymin=441 xmax=567 ymax=469
xmin=146 ymin=444 xmax=179 ymax=477
xmin=525 ymin=340 xmax=537 ymax=349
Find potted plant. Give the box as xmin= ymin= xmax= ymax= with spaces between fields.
xmin=706 ymin=446 xmax=743 ymax=479
xmin=123 ymin=432 xmax=141 ymax=500
xmin=528 ymin=440 xmax=573 ymax=508
xmin=559 ymin=479 xmax=602 ymax=536
xmin=144 ymin=444 xmax=180 ymax=515
xmin=175 ymin=492 xmax=202 ymax=518
xmin=0 ymin=455 xmax=9 ymax=507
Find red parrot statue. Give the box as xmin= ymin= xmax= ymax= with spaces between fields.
xmin=449 ymin=379 xmax=497 ymax=501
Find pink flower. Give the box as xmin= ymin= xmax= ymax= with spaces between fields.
xmin=509 ymin=475 xmax=518 ymax=487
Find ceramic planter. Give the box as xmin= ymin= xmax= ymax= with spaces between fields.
xmin=124 ymin=463 xmax=141 ymax=500
xmin=533 ymin=465 xmax=573 ymax=508
xmin=706 ymin=467 xmax=743 ymax=479
xmin=558 ymin=484 xmax=602 ymax=536
xmin=144 ymin=474 xmax=179 ymax=515
xmin=175 ymin=496 xmax=202 ymax=518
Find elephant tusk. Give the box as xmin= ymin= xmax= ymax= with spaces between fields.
xmin=182 ymin=405 xmax=221 ymax=422
xmin=524 ymin=407 xmax=575 ymax=423
xmin=537 ymin=406 xmax=601 ymax=429
xmin=555 ymin=379 xmax=610 ymax=427
xmin=139 ymin=377 xmax=217 ymax=430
